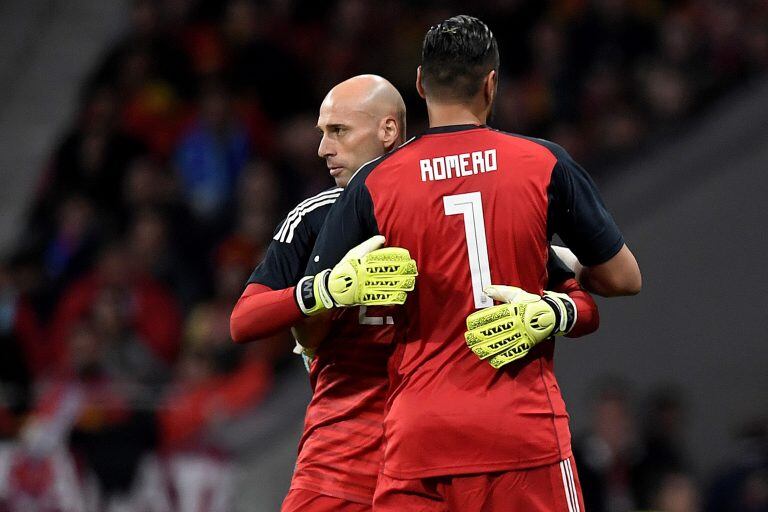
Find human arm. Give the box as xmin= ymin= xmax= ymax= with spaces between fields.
xmin=230 ymin=283 xmax=304 ymax=342
xmin=571 ymin=245 xmax=641 ymax=297
xmin=546 ymin=247 xmax=599 ymax=338
xmin=547 ymin=146 xmax=641 ymax=296
xmin=232 ymin=183 xmax=415 ymax=348
xmin=464 ymin=248 xmax=600 ymax=368
xmin=230 ymin=193 xmax=334 ymax=344
xmin=551 ymin=243 xmax=641 ymax=297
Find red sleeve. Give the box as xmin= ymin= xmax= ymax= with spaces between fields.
xmin=230 ymin=283 xmax=304 ymax=343
xmin=552 ymin=277 xmax=599 ymax=338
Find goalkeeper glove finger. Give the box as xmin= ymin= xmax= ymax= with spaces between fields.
xmin=464 ymin=285 xmax=577 ymax=369
xmin=296 ymin=235 xmax=418 ymax=316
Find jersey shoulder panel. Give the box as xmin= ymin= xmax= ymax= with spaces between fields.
xmin=272 ymin=186 xmax=342 ymax=244
xmin=247 ymin=187 xmax=340 ymax=289
xmin=491 ymin=131 xmax=624 ymax=266
xmin=488 ymin=128 xmax=563 ymax=154
xmin=488 ymin=129 xmax=568 ymax=165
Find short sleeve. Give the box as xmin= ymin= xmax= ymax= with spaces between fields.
xmin=305 ymin=177 xmax=379 ymax=276
xmin=547 ymin=151 xmax=625 ymax=266
xmin=247 ymin=188 xmax=341 ymax=289
xmin=247 ymin=219 xmax=315 ymax=290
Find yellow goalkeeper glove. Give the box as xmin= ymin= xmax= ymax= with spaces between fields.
xmin=464 ymin=285 xmax=576 ymax=369
xmin=296 ymin=235 xmax=418 ymax=316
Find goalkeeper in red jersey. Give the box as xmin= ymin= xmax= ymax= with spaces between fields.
xmin=231 ymin=75 xmax=600 ymax=511
xmin=302 ymin=16 xmax=641 ymax=512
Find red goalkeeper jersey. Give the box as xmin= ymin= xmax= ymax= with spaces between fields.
xmin=305 ymin=125 xmax=624 ymax=479
xmin=291 ymin=305 xmax=397 ymax=503
xmin=242 ymin=188 xmax=396 ymax=503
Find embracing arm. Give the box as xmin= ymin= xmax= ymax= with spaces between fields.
xmin=552 ymin=242 xmax=640 ymax=297
xmin=572 ymin=244 xmax=641 ymax=297
xmin=546 ymin=247 xmax=599 ymax=338
xmin=547 ymin=145 xmax=641 ymax=297
xmin=230 ymin=283 xmax=304 ymax=343
xmin=551 ymin=277 xmax=599 ymax=338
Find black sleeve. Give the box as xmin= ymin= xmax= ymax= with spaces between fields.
xmin=547 ymin=148 xmax=625 ymax=266
xmin=247 ymin=220 xmax=314 ymax=290
xmin=247 ymin=197 xmax=333 ymax=289
xmin=545 ymin=247 xmax=576 ymax=289
xmin=304 ymin=177 xmax=379 ymax=276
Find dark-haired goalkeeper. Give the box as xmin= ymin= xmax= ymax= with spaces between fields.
xmin=302 ymin=15 xmax=641 ymax=511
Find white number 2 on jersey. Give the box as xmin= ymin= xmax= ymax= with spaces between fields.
xmin=358 ymin=306 xmax=394 ymax=325
xmin=443 ymin=192 xmax=494 ymax=309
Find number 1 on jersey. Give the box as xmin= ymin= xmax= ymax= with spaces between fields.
xmin=443 ymin=192 xmax=494 ymax=309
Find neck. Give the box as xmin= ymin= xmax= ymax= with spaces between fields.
xmin=426 ymin=100 xmax=486 ymax=128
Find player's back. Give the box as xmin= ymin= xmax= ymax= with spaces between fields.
xmin=361 ymin=125 xmax=571 ymax=478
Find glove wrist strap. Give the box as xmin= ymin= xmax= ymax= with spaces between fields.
xmin=542 ymin=293 xmax=577 ymax=335
xmin=295 ymin=269 xmax=334 ymax=316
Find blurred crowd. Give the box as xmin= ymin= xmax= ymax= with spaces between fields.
xmin=0 ymin=0 xmax=767 ymax=510
xmin=574 ymin=378 xmax=767 ymax=512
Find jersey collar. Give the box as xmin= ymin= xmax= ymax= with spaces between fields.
xmin=423 ymin=124 xmax=486 ymax=135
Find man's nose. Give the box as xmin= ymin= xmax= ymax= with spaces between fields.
xmin=318 ymin=135 xmax=334 ymax=158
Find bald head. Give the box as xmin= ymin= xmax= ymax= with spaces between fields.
xmin=317 ymin=75 xmax=407 ymax=187
xmin=323 ymin=75 xmax=406 ymax=133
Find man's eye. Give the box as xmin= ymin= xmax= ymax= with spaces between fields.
xmin=334 ymin=127 xmax=346 ymax=135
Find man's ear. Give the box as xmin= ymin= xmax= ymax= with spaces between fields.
xmin=484 ymin=69 xmax=497 ymax=107
xmin=381 ymin=117 xmax=399 ymax=150
xmin=416 ymin=66 xmax=426 ymax=99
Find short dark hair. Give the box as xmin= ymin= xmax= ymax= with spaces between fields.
xmin=421 ymin=15 xmax=499 ymax=101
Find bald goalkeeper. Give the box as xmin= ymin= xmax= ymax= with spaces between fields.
xmin=231 ymin=75 xmax=408 ymax=511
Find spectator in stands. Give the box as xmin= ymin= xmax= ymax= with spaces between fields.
xmin=90 ymin=285 xmax=170 ymax=393
xmin=0 ymin=261 xmax=38 ymax=438
xmin=22 ymin=319 xmax=158 ymax=504
xmin=211 ymin=158 xmax=280 ymax=279
xmin=236 ymin=159 xmax=280 ymax=216
xmin=126 ymin=209 xmax=204 ymax=311
xmin=574 ymin=377 xmax=642 ymax=512
xmin=120 ymin=157 xmax=179 ymax=227
xmin=89 ymin=0 xmax=194 ymax=99
xmin=49 ymin=242 xmax=182 ymax=371
xmin=158 ymin=237 xmax=279 ymax=451
xmin=174 ymin=80 xmax=250 ymax=234
xmin=29 ymin=86 xmax=146 ymax=237
xmin=650 ymin=471 xmax=702 ymax=512
xmin=40 ymin=195 xmax=102 ymax=303
xmin=220 ymin=0 xmax=312 ymax=120
xmin=706 ymin=418 xmax=768 ymax=512
xmin=116 ymin=45 xmax=192 ymax=159
xmin=634 ymin=385 xmax=692 ymax=507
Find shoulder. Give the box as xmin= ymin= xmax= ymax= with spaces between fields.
xmin=346 ymin=137 xmax=420 ymax=190
xmin=273 ymin=187 xmax=342 ymax=243
xmin=488 ymin=128 xmax=572 ymax=163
